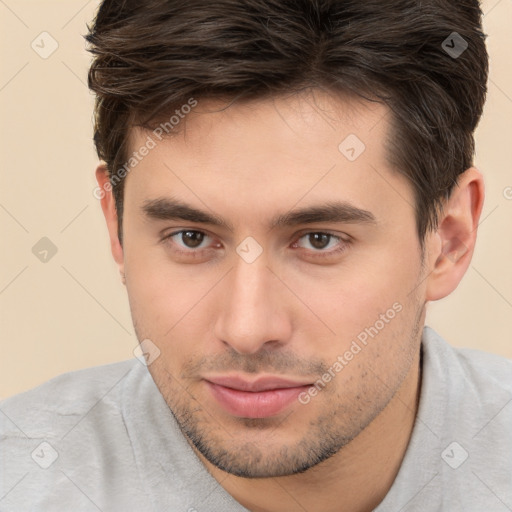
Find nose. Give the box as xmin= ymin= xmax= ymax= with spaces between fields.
xmin=213 ymin=255 xmax=292 ymax=355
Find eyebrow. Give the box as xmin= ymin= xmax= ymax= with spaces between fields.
xmin=141 ymin=197 xmax=377 ymax=231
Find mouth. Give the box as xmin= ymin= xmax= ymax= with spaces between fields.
xmin=204 ymin=375 xmax=313 ymax=419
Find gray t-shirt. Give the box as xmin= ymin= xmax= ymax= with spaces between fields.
xmin=1 ymin=326 xmax=511 ymax=511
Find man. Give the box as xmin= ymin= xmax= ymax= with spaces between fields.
xmin=1 ymin=0 xmax=511 ymax=511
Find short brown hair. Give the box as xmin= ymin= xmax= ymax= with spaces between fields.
xmin=86 ymin=0 xmax=488 ymax=245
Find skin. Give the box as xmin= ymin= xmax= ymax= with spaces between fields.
xmin=96 ymin=89 xmax=484 ymax=512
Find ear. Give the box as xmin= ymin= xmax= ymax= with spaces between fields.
xmin=95 ymin=163 xmax=125 ymax=284
xmin=425 ymin=167 xmax=485 ymax=301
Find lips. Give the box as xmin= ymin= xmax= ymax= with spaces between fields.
xmin=204 ymin=375 xmax=312 ymax=419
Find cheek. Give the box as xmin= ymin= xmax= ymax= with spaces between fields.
xmin=283 ymin=244 xmax=422 ymax=363
xmin=296 ymin=246 xmax=418 ymax=320
xmin=123 ymin=246 xmax=231 ymax=367
xmin=123 ymin=244 xmax=200 ymax=334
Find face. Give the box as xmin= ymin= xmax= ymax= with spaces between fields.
xmin=119 ymin=90 xmax=427 ymax=478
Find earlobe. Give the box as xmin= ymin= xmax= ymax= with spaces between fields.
xmin=425 ymin=167 xmax=485 ymax=301
xmin=95 ymin=163 xmax=125 ymax=278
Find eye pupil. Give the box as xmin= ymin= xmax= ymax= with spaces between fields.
xmin=309 ymin=233 xmax=330 ymax=249
xmin=182 ymin=230 xmax=204 ymax=248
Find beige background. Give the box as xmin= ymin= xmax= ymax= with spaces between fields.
xmin=1 ymin=0 xmax=511 ymax=399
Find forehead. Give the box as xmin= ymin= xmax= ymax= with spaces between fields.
xmin=127 ymin=89 xmax=389 ymax=161
xmin=137 ymin=90 xmax=387 ymax=155
xmin=123 ymin=89 xmax=413 ymax=231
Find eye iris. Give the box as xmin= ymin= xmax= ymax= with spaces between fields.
xmin=182 ymin=231 xmax=204 ymax=248
xmin=309 ymin=233 xmax=330 ymax=249
xmin=177 ymin=232 xmax=335 ymax=250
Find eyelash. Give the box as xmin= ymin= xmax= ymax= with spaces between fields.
xmin=161 ymin=229 xmax=350 ymax=260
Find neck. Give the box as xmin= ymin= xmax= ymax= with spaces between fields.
xmin=195 ymin=347 xmax=422 ymax=512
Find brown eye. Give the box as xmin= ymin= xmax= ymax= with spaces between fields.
xmin=307 ymin=233 xmax=331 ymax=250
xmin=296 ymin=232 xmax=341 ymax=252
xmin=164 ymin=230 xmax=212 ymax=251
xmin=291 ymin=231 xmax=351 ymax=260
xmin=180 ymin=230 xmax=205 ymax=248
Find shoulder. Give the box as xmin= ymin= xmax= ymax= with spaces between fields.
xmin=0 ymin=359 xmax=138 ymax=438
xmin=456 ymin=344 xmax=512 ymax=391
xmin=0 ymin=359 xmax=152 ymax=510
xmin=375 ymin=328 xmax=512 ymax=511
xmin=421 ymin=326 xmax=512 ymax=445
xmin=422 ymin=325 xmax=512 ymax=392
